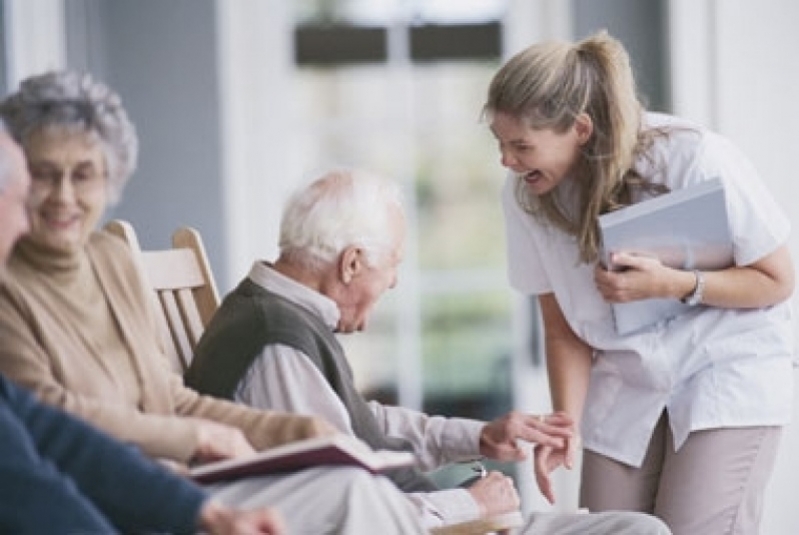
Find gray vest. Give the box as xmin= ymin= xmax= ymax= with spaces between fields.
xmin=186 ymin=278 xmax=437 ymax=492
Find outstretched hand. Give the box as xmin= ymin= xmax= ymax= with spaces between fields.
xmin=479 ymin=411 xmax=573 ymax=462
xmin=466 ymin=471 xmax=520 ymax=517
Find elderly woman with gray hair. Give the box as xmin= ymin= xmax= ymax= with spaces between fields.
xmin=0 ymin=70 xmax=426 ymax=535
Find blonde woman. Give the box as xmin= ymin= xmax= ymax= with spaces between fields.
xmin=484 ymin=31 xmax=794 ymax=535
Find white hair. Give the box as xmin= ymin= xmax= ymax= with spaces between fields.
xmin=279 ymin=168 xmax=404 ymax=272
xmin=0 ymin=70 xmax=137 ymax=204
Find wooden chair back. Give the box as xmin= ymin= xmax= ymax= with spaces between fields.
xmin=104 ymin=220 xmax=220 ymax=373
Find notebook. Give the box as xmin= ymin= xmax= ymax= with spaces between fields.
xmin=189 ymin=433 xmax=415 ymax=484
xmin=598 ymin=178 xmax=733 ymax=335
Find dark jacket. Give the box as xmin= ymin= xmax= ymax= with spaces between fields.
xmin=0 ymin=373 xmax=206 ymax=534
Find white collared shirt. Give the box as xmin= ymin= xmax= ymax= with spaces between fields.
xmin=503 ymin=113 xmax=795 ymax=467
xmin=235 ymin=261 xmax=486 ymax=527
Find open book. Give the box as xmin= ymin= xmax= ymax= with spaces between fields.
xmin=189 ymin=433 xmax=415 ymax=484
xmin=598 ymin=178 xmax=733 ymax=335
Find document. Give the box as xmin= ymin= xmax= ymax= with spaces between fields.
xmin=598 ymin=177 xmax=733 ymax=335
xmin=189 ymin=433 xmax=415 ymax=484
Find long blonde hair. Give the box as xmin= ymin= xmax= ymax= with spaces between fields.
xmin=485 ymin=30 xmax=664 ymax=263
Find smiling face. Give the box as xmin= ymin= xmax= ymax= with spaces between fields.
xmin=490 ymin=111 xmax=591 ymax=196
xmin=24 ymin=127 xmax=109 ymax=254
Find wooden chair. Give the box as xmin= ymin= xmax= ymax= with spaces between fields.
xmin=104 ymin=219 xmax=220 ymax=373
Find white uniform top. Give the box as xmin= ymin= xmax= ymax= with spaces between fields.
xmin=503 ymin=113 xmax=795 ymax=467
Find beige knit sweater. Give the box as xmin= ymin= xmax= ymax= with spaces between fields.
xmin=0 ymin=230 xmax=326 ymax=462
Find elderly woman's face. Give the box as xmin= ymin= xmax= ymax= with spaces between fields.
xmin=24 ymin=127 xmax=108 ymax=253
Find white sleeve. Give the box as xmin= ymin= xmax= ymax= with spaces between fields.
xmin=235 ymin=346 xmax=482 ymax=527
xmin=502 ymin=174 xmax=551 ymax=294
xmin=234 ymin=344 xmax=354 ymax=434
xmin=368 ymin=401 xmax=485 ymax=471
xmin=698 ymin=132 xmax=791 ymax=266
xmin=406 ymin=489 xmax=481 ymax=528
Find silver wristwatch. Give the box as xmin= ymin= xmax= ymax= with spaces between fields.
xmin=681 ymin=270 xmax=705 ymax=306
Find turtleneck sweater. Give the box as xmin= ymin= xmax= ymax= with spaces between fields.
xmin=0 ymin=230 xmax=327 ymax=462
xmin=12 ymin=239 xmax=143 ymax=409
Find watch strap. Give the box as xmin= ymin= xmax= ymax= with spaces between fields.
xmin=681 ymin=269 xmax=705 ymax=306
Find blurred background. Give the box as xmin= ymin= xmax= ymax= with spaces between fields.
xmin=3 ymin=0 xmax=798 ymax=531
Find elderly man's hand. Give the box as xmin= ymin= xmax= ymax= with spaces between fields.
xmin=466 ymin=471 xmax=520 ymax=517
xmin=479 ymin=411 xmax=573 ymax=462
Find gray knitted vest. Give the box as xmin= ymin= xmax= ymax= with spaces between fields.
xmin=185 ymin=278 xmax=437 ymax=492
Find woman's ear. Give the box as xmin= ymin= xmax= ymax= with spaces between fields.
xmin=338 ymin=246 xmax=363 ymax=285
xmin=574 ymin=113 xmax=594 ymax=145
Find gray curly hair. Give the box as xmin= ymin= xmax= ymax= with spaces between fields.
xmin=0 ymin=70 xmax=138 ymax=203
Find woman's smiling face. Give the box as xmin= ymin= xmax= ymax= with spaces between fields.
xmin=24 ymin=127 xmax=109 ymax=254
xmin=490 ymin=111 xmax=590 ymax=196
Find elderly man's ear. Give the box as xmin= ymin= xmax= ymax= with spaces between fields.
xmin=339 ymin=246 xmax=364 ymax=285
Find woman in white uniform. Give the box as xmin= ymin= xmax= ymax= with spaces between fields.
xmin=483 ymin=30 xmax=794 ymax=535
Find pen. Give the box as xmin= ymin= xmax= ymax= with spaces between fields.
xmin=459 ymin=461 xmax=488 ymax=488
xmin=472 ymin=462 xmax=487 ymax=479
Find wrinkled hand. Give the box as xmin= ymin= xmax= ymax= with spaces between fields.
xmin=480 ymin=411 xmax=573 ymax=462
xmin=467 ymin=471 xmax=520 ymax=517
xmin=595 ymin=252 xmax=675 ymax=303
xmin=304 ymin=415 xmax=339 ymax=438
xmin=533 ymin=432 xmax=581 ymax=505
xmin=199 ymin=500 xmax=286 ymax=535
xmin=192 ymin=418 xmax=256 ymax=463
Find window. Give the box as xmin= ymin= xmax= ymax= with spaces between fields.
xmin=290 ymin=0 xmax=513 ymax=429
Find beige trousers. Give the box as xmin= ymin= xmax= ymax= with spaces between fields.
xmin=580 ymin=411 xmax=782 ymax=535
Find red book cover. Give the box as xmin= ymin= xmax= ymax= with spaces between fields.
xmin=190 ymin=434 xmax=415 ymax=484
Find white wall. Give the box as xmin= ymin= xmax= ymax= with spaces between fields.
xmin=2 ymin=0 xmax=65 ymax=86
xmin=215 ymin=0 xmax=298 ymax=289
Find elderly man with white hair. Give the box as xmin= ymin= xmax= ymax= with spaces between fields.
xmin=186 ymin=168 xmax=672 ymax=535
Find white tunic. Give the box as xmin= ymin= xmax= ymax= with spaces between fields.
xmin=503 ymin=113 xmax=795 ymax=467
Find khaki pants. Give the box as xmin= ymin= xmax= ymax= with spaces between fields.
xmin=580 ymin=411 xmax=782 ymax=535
